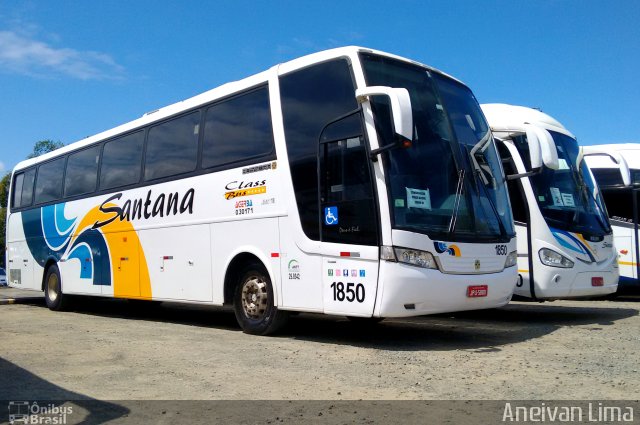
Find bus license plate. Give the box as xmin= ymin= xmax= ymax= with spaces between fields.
xmin=592 ymin=277 xmax=604 ymax=287
xmin=467 ymin=285 xmax=488 ymax=298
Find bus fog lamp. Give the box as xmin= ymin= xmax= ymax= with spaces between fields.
xmin=539 ymin=248 xmax=574 ymax=268
xmin=504 ymin=251 xmax=517 ymax=268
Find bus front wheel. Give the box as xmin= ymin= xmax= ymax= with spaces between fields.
xmin=44 ymin=264 xmax=69 ymax=311
xmin=233 ymin=262 xmax=288 ymax=335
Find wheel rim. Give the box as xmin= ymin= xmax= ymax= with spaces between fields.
xmin=241 ymin=275 xmax=268 ymax=319
xmin=47 ymin=272 xmax=59 ymax=303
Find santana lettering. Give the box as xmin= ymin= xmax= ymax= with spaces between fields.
xmin=92 ymin=188 xmax=195 ymax=229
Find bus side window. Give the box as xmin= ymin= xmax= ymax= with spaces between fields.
xmin=144 ymin=111 xmax=200 ymax=181
xmin=65 ymin=145 xmax=100 ymax=198
xmin=11 ymin=173 xmax=24 ymax=209
xmin=600 ymin=188 xmax=633 ymax=222
xmin=100 ymin=131 xmax=144 ymax=191
xmin=21 ymin=170 xmax=35 ymax=207
xmin=591 ymin=168 xmax=625 ymax=187
xmin=202 ymin=86 xmax=274 ymax=169
xmin=34 ymin=158 xmax=65 ymax=205
xmin=496 ymin=141 xmax=528 ymax=223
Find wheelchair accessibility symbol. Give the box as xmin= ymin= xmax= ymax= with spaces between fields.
xmin=324 ymin=206 xmax=338 ymax=226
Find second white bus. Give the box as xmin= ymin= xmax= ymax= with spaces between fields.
xmin=482 ymin=104 xmax=619 ymax=299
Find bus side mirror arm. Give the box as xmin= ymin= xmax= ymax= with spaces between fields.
xmin=369 ymin=140 xmax=404 ymax=162
xmin=506 ymin=167 xmax=543 ymax=181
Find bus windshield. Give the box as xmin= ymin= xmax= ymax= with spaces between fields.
xmin=360 ymin=53 xmax=514 ymax=242
xmin=514 ymin=131 xmax=611 ymax=235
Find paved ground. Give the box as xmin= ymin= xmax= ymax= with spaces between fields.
xmin=1 ymin=286 xmax=639 ymax=423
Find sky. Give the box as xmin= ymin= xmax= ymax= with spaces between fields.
xmin=0 ymin=0 xmax=638 ymax=175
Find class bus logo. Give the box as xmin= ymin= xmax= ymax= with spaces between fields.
xmin=224 ymin=180 xmax=267 ymax=200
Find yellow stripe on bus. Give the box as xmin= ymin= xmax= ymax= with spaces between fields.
xmin=619 ymin=261 xmax=638 ymax=266
xmin=71 ymin=203 xmax=152 ymax=300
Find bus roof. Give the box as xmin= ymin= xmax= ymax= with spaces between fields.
xmin=584 ymin=143 xmax=640 ymax=170
xmin=481 ymin=103 xmax=574 ymax=139
xmin=12 ymin=46 xmax=465 ymax=173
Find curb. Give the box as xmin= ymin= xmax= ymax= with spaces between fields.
xmin=0 ymin=297 xmax=44 ymax=305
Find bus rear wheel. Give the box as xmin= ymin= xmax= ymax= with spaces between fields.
xmin=44 ymin=264 xmax=69 ymax=311
xmin=233 ymin=262 xmax=288 ymax=335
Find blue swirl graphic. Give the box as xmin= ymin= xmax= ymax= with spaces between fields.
xmin=21 ymin=203 xmax=111 ymax=287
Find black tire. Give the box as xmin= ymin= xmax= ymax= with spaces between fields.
xmin=233 ymin=262 xmax=288 ymax=335
xmin=44 ymin=264 xmax=69 ymax=311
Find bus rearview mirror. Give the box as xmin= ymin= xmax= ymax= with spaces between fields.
xmin=356 ymin=86 xmax=413 ymax=143
xmin=582 ymin=149 xmax=631 ymax=187
xmin=524 ymin=124 xmax=559 ymax=170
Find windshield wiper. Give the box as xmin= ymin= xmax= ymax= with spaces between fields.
xmin=474 ymin=166 xmax=508 ymax=238
xmin=469 ymin=130 xmax=494 ymax=187
xmin=448 ymin=169 xmax=465 ymax=234
xmin=463 ymin=141 xmax=508 ymax=238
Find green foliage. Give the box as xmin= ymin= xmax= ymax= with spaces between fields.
xmin=0 ymin=207 xmax=4 ymax=268
xmin=0 ymin=173 xmax=9 ymax=208
xmin=28 ymin=139 xmax=64 ymax=159
xmin=0 ymin=173 xmax=8 ymax=267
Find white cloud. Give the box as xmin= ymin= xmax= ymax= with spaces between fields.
xmin=0 ymin=30 xmax=124 ymax=80
xmin=0 ymin=161 xmax=5 ymax=174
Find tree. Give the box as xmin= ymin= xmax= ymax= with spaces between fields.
xmin=0 ymin=173 xmax=8 ymax=268
xmin=0 ymin=172 xmax=9 ymax=208
xmin=0 ymin=206 xmax=5 ymax=268
xmin=28 ymin=139 xmax=64 ymax=159
xmin=0 ymin=169 xmax=11 ymax=269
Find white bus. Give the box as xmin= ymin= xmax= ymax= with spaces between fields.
xmin=584 ymin=144 xmax=639 ymax=290
xmin=6 ymin=47 xmax=518 ymax=335
xmin=481 ymin=104 xmax=619 ymax=299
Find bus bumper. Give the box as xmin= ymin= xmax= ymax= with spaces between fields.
xmin=533 ymin=258 xmax=619 ymax=299
xmin=374 ymin=261 xmax=517 ymax=317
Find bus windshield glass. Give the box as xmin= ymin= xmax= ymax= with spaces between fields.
xmin=514 ymin=131 xmax=611 ymax=235
xmin=360 ymin=53 xmax=514 ymax=242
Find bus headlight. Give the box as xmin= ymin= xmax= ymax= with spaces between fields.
xmin=539 ymin=248 xmax=574 ymax=268
xmin=504 ymin=251 xmax=518 ymax=268
xmin=381 ymin=246 xmax=438 ymax=270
